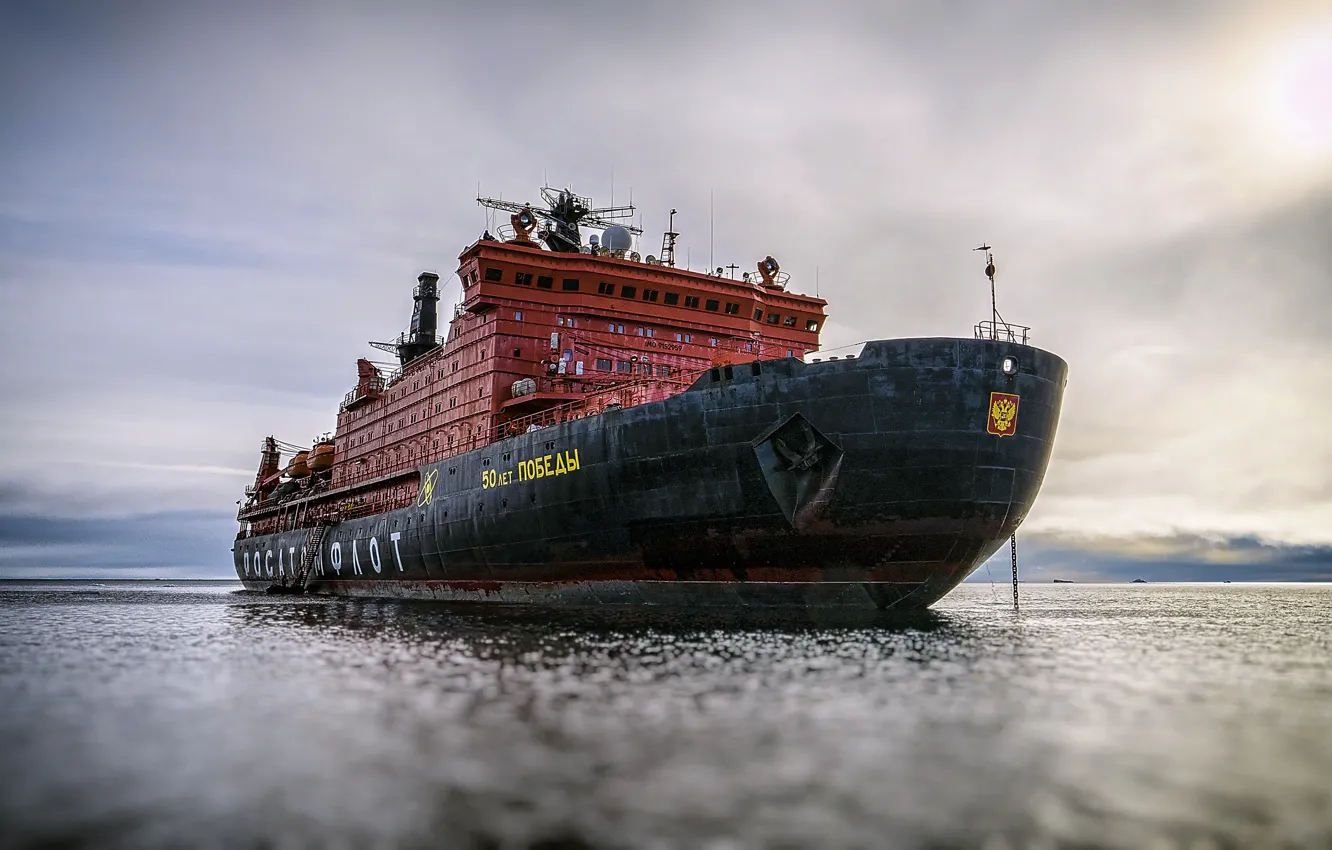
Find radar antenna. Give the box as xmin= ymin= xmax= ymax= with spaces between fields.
xmin=476 ymin=186 xmax=642 ymax=254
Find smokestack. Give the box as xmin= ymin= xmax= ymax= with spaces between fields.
xmin=400 ymin=271 xmax=441 ymax=364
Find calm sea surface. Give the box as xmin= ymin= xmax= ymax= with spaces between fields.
xmin=0 ymin=582 xmax=1328 ymax=849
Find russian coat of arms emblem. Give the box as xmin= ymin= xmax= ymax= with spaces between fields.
xmin=987 ymin=392 xmax=1020 ymax=437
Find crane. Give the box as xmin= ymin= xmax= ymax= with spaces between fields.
xmin=477 ymin=186 xmax=642 ymax=254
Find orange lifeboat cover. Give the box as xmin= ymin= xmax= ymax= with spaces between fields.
xmin=287 ymin=451 xmax=311 ymax=478
xmin=307 ymin=443 xmax=334 ymax=472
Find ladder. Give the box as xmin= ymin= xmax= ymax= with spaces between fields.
xmin=266 ymin=521 xmax=333 ymax=595
xmin=292 ymin=521 xmax=333 ymax=591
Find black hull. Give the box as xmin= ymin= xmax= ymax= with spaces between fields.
xmin=234 ymin=338 xmax=1066 ymax=610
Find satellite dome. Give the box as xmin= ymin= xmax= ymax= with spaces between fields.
xmin=601 ymin=225 xmax=633 ymax=252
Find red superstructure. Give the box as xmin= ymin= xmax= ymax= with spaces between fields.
xmin=240 ymin=193 xmax=826 ymax=537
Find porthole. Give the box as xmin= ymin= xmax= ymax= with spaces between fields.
xmin=1001 ymin=356 xmax=1020 ymax=376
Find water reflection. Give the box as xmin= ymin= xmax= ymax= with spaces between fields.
xmin=1 ymin=584 xmax=1328 ymax=849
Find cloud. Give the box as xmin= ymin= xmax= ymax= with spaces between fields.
xmin=0 ymin=509 xmax=239 ymax=578
xmin=968 ymin=531 xmax=1332 ymax=583
xmin=2 ymin=0 xmax=1330 ymax=577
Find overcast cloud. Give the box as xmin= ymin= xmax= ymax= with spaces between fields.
xmin=2 ymin=0 xmax=1330 ymax=579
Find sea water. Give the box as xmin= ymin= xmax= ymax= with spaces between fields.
xmin=0 ymin=582 xmax=1328 ymax=849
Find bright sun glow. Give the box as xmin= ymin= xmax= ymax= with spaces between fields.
xmin=1261 ymin=23 xmax=1332 ymax=159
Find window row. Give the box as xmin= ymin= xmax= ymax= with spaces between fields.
xmin=593 ymin=358 xmax=671 ymax=376
xmin=487 ymin=267 xmax=819 ymax=331
xmin=488 ymin=267 xmax=579 ymax=291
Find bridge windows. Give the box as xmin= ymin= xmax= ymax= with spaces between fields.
xmin=484 ymin=268 xmax=502 ymax=281
xmin=596 ymin=358 xmax=612 ymax=370
xmin=766 ymin=312 xmax=781 ymax=324
xmin=561 ymin=278 xmax=580 ymax=291
xmin=805 ymin=320 xmax=820 ymax=331
xmin=620 ymin=285 xmax=637 ymax=299
xmin=725 ymin=302 xmax=740 ymax=315
xmin=705 ymin=299 xmax=720 ymax=312
xmin=684 ymin=295 xmax=700 ymax=309
xmin=642 ymin=289 xmax=659 ymax=302
xmin=783 ymin=316 xmax=796 ymax=327
xmin=598 ymin=281 xmax=614 ymax=295
xmin=663 ymin=292 xmax=679 ymax=306
xmin=616 ymin=361 xmax=633 ymax=373
xmin=514 ymin=311 xmax=523 ymax=321
xmin=537 ymin=276 xmax=554 ymax=289
xmin=514 ymin=271 xmax=532 ymax=286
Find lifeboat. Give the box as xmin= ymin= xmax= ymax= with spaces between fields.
xmin=307 ymin=441 xmax=334 ymax=473
xmin=287 ymin=451 xmax=310 ymax=478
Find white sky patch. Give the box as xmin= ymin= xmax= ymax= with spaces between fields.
xmin=89 ymin=462 xmax=254 ymax=477
xmin=2 ymin=0 xmax=1330 ymax=574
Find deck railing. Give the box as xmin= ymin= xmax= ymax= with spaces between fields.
xmin=340 ymin=375 xmax=386 ymax=411
xmin=974 ymin=320 xmax=1030 ymax=345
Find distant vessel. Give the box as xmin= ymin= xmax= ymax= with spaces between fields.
xmin=1052 ymin=579 xmax=1075 ymax=583
xmin=232 ymin=186 xmax=1067 ymax=610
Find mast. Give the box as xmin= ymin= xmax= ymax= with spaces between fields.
xmin=974 ymin=244 xmax=997 ymax=340
xmin=661 ymin=208 xmax=678 ymax=268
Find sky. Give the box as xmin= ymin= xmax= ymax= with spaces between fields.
xmin=1 ymin=0 xmax=1330 ymax=580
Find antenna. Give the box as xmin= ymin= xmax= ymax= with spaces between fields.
xmin=709 ymin=191 xmax=714 ymax=272
xmin=974 ymin=244 xmax=997 ymax=340
xmin=726 ymin=263 xmax=738 ymax=279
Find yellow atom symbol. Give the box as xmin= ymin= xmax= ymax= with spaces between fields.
xmin=417 ymin=469 xmax=439 ymax=507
